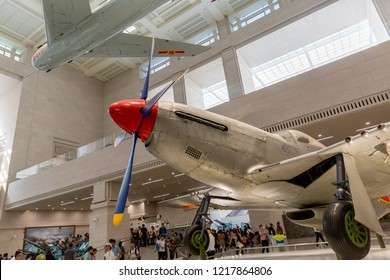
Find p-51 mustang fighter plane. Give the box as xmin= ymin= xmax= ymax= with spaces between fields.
xmin=32 ymin=0 xmax=210 ymax=72
xmin=108 ymin=44 xmax=390 ymax=261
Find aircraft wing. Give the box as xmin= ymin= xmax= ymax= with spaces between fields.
xmin=250 ymin=123 xmax=390 ymax=189
xmin=249 ymin=123 xmax=390 ymax=235
xmin=83 ymin=33 xmax=210 ymax=57
xmin=42 ymin=0 xmax=92 ymax=45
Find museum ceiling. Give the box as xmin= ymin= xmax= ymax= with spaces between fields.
xmin=0 ymin=0 xmax=261 ymax=81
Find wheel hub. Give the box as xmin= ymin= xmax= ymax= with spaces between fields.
xmin=191 ymin=229 xmax=207 ymax=250
xmin=345 ymin=210 xmax=369 ymax=248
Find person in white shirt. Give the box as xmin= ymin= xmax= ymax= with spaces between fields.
xmin=104 ymin=243 xmax=116 ymax=260
xmin=10 ymin=250 xmax=23 ymax=260
xmin=127 ymin=242 xmax=140 ymax=260
xmin=155 ymin=235 xmax=167 ymax=260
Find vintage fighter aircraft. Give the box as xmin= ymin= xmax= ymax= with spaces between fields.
xmin=108 ymin=43 xmax=390 ymax=261
xmin=32 ymin=0 xmax=210 ymax=72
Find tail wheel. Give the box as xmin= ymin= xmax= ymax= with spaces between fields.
xmin=323 ymin=200 xmax=370 ymax=260
xmin=184 ymin=225 xmax=209 ymax=256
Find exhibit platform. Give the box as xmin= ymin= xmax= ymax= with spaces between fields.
xmin=136 ymin=243 xmax=390 ymax=260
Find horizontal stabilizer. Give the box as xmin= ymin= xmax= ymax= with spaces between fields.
xmin=83 ymin=34 xmax=210 ymax=58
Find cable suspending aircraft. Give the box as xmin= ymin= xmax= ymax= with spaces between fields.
xmin=32 ymin=0 xmax=210 ymax=72
xmin=108 ymin=37 xmax=390 ymax=259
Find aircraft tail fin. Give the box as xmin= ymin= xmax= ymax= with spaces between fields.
xmin=42 ymin=0 xmax=91 ymax=45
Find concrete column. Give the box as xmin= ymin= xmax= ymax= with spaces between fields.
xmin=89 ymin=181 xmax=129 ymax=259
xmin=373 ymin=0 xmax=390 ymax=35
xmin=217 ymin=16 xmax=231 ymax=39
xmin=221 ymin=46 xmax=245 ymax=100
xmin=216 ymin=16 xmax=245 ymax=100
xmin=172 ymin=72 xmax=187 ymax=104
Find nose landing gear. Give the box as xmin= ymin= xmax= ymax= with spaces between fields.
xmin=183 ymin=196 xmax=211 ymax=258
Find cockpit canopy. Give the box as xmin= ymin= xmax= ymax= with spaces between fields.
xmin=276 ymin=130 xmax=325 ymax=149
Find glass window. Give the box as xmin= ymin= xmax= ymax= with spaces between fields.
xmin=237 ymin=0 xmax=389 ymax=94
xmin=185 ymin=58 xmax=228 ymax=110
xmin=139 ymin=57 xmax=171 ymax=79
xmin=229 ymin=0 xmax=280 ymax=32
xmin=187 ymin=26 xmax=219 ymax=47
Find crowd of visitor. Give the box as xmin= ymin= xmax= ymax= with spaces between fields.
xmin=2 ymin=220 xmax=330 ymax=260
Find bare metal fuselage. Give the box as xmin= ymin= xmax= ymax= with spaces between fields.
xmin=145 ymin=102 xmax=390 ymax=211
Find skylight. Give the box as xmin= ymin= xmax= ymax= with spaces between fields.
xmin=251 ymin=21 xmax=376 ymax=89
xmin=203 ymin=81 xmax=229 ymax=109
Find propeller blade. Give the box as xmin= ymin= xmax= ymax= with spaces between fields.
xmin=142 ymin=68 xmax=189 ymax=118
xmin=113 ymin=132 xmax=138 ymax=226
xmin=114 ymin=131 xmax=127 ymax=147
xmin=140 ymin=37 xmax=155 ymax=100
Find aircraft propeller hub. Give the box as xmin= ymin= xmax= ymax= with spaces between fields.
xmin=108 ymin=99 xmax=158 ymax=141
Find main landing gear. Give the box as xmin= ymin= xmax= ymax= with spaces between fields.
xmin=183 ymin=196 xmax=211 ymax=259
xmin=323 ymin=154 xmax=370 ymax=260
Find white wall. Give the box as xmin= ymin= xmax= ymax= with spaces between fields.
xmin=0 ymin=74 xmax=22 ymax=185
xmin=0 ymin=74 xmax=22 ymax=221
xmin=8 ymin=64 xmax=104 ymax=183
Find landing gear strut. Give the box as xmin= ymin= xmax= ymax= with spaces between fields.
xmin=323 ymin=154 xmax=370 ymax=260
xmin=183 ymin=196 xmax=211 ymax=258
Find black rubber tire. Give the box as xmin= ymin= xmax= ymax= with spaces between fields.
xmin=183 ymin=224 xmax=210 ymax=256
xmin=323 ymin=201 xmax=370 ymax=260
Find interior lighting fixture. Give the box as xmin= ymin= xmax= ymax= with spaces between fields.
xmin=142 ymin=178 xmax=164 ymax=185
xmin=123 ymin=25 xmax=136 ymax=33
xmin=153 ymin=193 xmax=170 ymax=199
xmin=131 ymin=199 xmax=146 ymax=204
xmin=60 ymin=201 xmax=75 ymax=206
xmin=356 ymin=124 xmax=377 ymax=132
xmin=187 ymin=186 xmax=208 ymax=191
xmin=81 ymin=196 xmax=93 ymax=201
xmin=317 ymin=136 xmax=334 ymax=142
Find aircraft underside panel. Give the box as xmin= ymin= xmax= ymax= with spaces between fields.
xmin=84 ymin=34 xmax=210 ymax=57
xmin=42 ymin=0 xmax=91 ymax=45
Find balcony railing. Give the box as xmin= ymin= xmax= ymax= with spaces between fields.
xmin=16 ymin=134 xmax=126 ymax=179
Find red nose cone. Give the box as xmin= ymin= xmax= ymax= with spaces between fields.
xmin=108 ymin=100 xmax=158 ymax=141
